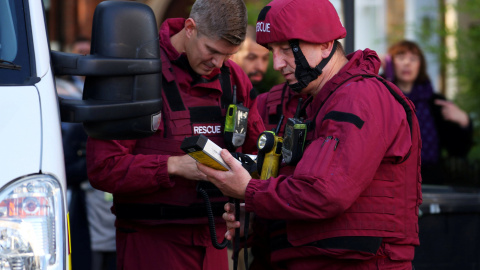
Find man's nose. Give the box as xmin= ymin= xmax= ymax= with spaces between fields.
xmin=212 ymin=55 xmax=226 ymax=69
xmin=272 ymin=53 xmax=285 ymax=71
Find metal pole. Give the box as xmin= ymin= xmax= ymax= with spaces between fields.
xmin=342 ymin=0 xmax=355 ymax=54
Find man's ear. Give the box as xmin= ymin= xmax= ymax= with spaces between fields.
xmin=185 ymin=18 xmax=197 ymax=38
xmin=320 ymin=41 xmax=335 ymax=58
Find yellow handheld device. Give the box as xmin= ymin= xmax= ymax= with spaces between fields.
xmin=181 ymin=135 xmax=230 ymax=171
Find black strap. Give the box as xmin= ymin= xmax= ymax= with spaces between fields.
xmin=114 ymin=202 xmax=225 ymax=220
xmin=288 ymin=40 xmax=337 ymax=92
xmin=309 ymin=74 xmax=413 ymax=137
xmin=304 ymin=74 xmax=413 ymax=164
xmin=268 ymin=220 xmax=382 ymax=254
xmin=243 ymin=211 xmax=250 ymax=269
xmin=373 ymin=76 xmax=413 ymax=137
xmin=291 ymin=39 xmax=335 ymax=75
xmin=267 ymin=83 xmax=289 ymax=126
xmin=250 ymin=87 xmax=259 ymax=100
xmin=233 ymin=199 xmax=241 ymax=270
xmin=162 ymin=77 xmax=186 ymax=111
xmin=278 ymin=83 xmax=288 ymax=118
xmin=220 ymin=65 xmax=233 ymax=108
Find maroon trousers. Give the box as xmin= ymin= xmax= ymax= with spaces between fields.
xmin=116 ymin=223 xmax=229 ymax=270
xmin=270 ymin=245 xmax=413 ymax=270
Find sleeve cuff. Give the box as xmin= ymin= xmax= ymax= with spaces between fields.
xmin=245 ymin=178 xmax=267 ymax=212
xmin=155 ymin=155 xmax=175 ymax=188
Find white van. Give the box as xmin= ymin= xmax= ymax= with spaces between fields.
xmin=0 ymin=0 xmax=162 ymax=269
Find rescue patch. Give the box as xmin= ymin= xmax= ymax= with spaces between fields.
xmin=256 ymin=22 xmax=271 ymax=33
xmin=193 ymin=124 xmax=223 ymax=135
xmin=256 ymin=6 xmax=271 ymax=33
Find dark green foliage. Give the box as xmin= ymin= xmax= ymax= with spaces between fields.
xmin=416 ymin=0 xmax=480 ymax=160
xmin=454 ymin=0 xmax=480 ymax=159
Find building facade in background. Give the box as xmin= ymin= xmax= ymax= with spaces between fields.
xmin=44 ymin=0 xmax=469 ymax=100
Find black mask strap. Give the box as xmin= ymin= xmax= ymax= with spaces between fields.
xmin=288 ymin=40 xmax=338 ymax=92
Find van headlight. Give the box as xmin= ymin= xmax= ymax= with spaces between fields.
xmin=0 ymin=175 xmax=65 ymax=269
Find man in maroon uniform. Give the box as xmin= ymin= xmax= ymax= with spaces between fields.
xmin=86 ymin=0 xmax=265 ymax=269
xmin=198 ymin=0 xmax=422 ymax=269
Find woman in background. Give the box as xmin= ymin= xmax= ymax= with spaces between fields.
xmin=384 ymin=40 xmax=473 ymax=185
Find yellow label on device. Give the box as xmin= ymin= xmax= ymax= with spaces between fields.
xmin=189 ymin=151 xmax=229 ymax=171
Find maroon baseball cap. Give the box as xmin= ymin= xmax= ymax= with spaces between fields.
xmin=256 ymin=0 xmax=346 ymax=47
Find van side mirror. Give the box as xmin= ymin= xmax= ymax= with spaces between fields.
xmin=52 ymin=1 xmax=162 ymax=140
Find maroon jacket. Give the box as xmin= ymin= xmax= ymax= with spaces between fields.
xmin=87 ymin=18 xmax=265 ymax=226
xmin=257 ymin=83 xmax=306 ymax=136
xmin=245 ymin=49 xmax=422 ymax=263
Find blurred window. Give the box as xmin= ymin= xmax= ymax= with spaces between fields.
xmin=0 ymin=0 xmax=32 ymax=85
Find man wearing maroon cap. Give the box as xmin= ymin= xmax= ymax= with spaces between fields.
xmin=197 ymin=0 xmax=422 ymax=269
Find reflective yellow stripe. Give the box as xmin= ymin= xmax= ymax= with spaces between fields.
xmin=67 ymin=212 xmax=72 ymax=269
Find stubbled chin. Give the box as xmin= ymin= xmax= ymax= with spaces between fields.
xmin=200 ymin=64 xmax=214 ymax=75
xmin=286 ymin=78 xmax=298 ymax=85
xmin=250 ymin=76 xmax=263 ymax=84
xmin=195 ymin=67 xmax=213 ymax=76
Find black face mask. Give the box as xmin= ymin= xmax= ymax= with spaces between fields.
xmin=288 ymin=40 xmax=338 ymax=92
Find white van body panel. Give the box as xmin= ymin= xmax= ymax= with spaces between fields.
xmin=37 ymin=69 xmax=67 ymax=183
xmin=29 ymin=0 xmax=67 ymax=186
xmin=0 ymin=86 xmax=42 ymax=183
xmin=31 ymin=0 xmax=50 ymax=79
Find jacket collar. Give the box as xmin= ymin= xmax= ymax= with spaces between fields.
xmin=306 ymin=49 xmax=381 ymax=118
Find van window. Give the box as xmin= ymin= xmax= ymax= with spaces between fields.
xmin=0 ymin=0 xmax=32 ymax=85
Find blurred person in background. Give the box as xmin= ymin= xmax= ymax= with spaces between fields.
xmin=69 ymin=37 xmax=90 ymax=89
xmin=383 ymin=40 xmax=473 ymax=185
xmin=231 ymin=25 xmax=270 ymax=95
